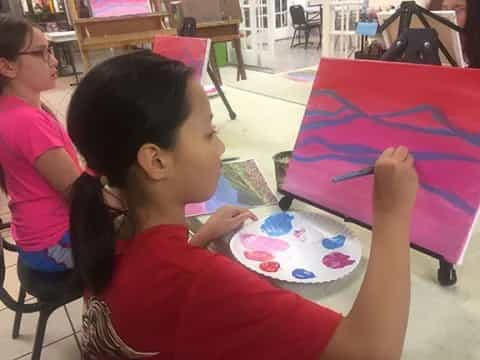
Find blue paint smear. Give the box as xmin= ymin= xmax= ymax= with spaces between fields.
xmin=261 ymin=212 xmax=294 ymax=236
xmin=305 ymin=89 xmax=480 ymax=146
xmin=292 ymin=268 xmax=316 ymax=279
xmin=291 ymin=153 xmax=476 ymax=216
xmin=322 ymin=235 xmax=346 ymax=250
xmin=292 ymin=90 xmax=480 ymax=217
xmin=205 ymin=175 xmax=240 ymax=212
xmin=295 ymin=136 xmax=480 ymax=163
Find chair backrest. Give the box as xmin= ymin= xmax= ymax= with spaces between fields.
xmin=290 ymin=5 xmax=307 ymax=26
xmin=179 ymin=17 xmax=197 ymax=36
xmin=0 ymin=226 xmax=15 ymax=289
xmin=0 ymin=231 xmax=24 ymax=312
xmin=0 ymin=233 xmax=5 ymax=289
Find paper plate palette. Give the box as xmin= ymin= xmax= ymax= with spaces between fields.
xmin=230 ymin=211 xmax=362 ymax=284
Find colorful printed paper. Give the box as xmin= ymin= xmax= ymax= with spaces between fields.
xmin=153 ymin=36 xmax=211 ymax=84
xmin=283 ymin=58 xmax=480 ymax=264
xmin=186 ymin=160 xmax=277 ymax=217
xmin=230 ymin=211 xmax=362 ymax=283
xmin=89 ymin=0 xmax=151 ymax=17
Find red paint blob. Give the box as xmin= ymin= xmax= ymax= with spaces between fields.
xmin=260 ymin=261 xmax=280 ymax=273
xmin=244 ymin=251 xmax=274 ymax=262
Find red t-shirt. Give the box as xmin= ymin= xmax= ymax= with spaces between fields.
xmin=82 ymin=225 xmax=342 ymax=360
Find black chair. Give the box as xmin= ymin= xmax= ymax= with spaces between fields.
xmin=289 ymin=5 xmax=322 ymax=50
xmin=0 ymin=224 xmax=83 ymax=360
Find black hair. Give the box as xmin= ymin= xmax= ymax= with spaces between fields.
xmin=0 ymin=15 xmax=33 ymax=94
xmin=0 ymin=15 xmax=34 ymax=194
xmin=464 ymin=0 xmax=480 ymax=68
xmin=67 ymin=51 xmax=193 ymax=294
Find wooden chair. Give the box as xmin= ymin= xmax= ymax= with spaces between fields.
xmin=66 ymin=0 xmax=175 ymax=71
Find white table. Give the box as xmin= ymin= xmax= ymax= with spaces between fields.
xmin=45 ymin=31 xmax=77 ymax=43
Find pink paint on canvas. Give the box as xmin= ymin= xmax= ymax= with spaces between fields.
xmin=153 ymin=36 xmax=211 ymax=83
xmin=283 ymin=59 xmax=480 ymax=264
xmin=89 ymin=0 xmax=151 ymax=17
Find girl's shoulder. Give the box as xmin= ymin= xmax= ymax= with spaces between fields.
xmin=0 ymin=96 xmax=56 ymax=124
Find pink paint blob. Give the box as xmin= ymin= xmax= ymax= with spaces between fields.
xmin=294 ymin=229 xmax=306 ymax=238
xmin=260 ymin=261 xmax=280 ymax=273
xmin=185 ymin=202 xmax=208 ymax=217
xmin=240 ymin=233 xmax=290 ymax=253
xmin=323 ymin=252 xmax=355 ymax=269
xmin=244 ymin=251 xmax=274 ymax=262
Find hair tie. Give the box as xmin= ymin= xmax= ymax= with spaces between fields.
xmin=84 ymin=167 xmax=99 ymax=178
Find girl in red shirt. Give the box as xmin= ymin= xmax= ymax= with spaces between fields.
xmin=67 ymin=51 xmax=418 ymax=360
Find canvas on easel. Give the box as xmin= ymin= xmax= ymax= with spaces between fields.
xmin=88 ymin=0 xmax=152 ymax=17
xmin=153 ymin=35 xmax=211 ymax=84
xmin=282 ymin=58 xmax=480 ymax=267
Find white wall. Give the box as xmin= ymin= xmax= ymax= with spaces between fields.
xmin=289 ymin=0 xmax=308 ymax=8
xmin=369 ymin=0 xmax=429 ymax=9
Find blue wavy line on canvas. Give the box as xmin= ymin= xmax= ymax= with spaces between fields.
xmin=292 ymin=153 xmax=476 ymax=215
xmin=296 ymin=136 xmax=480 ymax=163
xmin=305 ymin=90 xmax=480 ymax=146
xmin=294 ymin=90 xmax=480 ymax=216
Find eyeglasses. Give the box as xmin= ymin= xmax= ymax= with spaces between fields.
xmin=18 ymin=46 xmax=55 ymax=63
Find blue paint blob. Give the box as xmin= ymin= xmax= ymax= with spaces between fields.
xmin=261 ymin=212 xmax=294 ymax=236
xmin=322 ymin=235 xmax=346 ymax=250
xmin=292 ymin=268 xmax=316 ymax=280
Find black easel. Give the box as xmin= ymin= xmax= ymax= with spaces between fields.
xmin=179 ymin=18 xmax=237 ymax=120
xmin=278 ymin=3 xmax=464 ymax=287
xmin=378 ymin=1 xmax=463 ymax=66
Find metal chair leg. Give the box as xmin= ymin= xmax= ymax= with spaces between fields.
xmin=304 ymin=28 xmax=311 ymax=50
xmin=290 ymin=29 xmax=298 ymax=48
xmin=63 ymin=305 xmax=82 ymax=353
xmin=12 ymin=286 xmax=27 ymax=339
xmin=65 ymin=43 xmax=80 ymax=86
xmin=317 ymin=27 xmax=322 ymax=50
xmin=31 ymin=307 xmax=54 ymax=360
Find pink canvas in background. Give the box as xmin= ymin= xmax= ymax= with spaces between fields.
xmin=284 ymin=58 xmax=480 ymax=264
xmin=153 ymin=36 xmax=211 ymax=84
xmin=89 ymin=0 xmax=151 ymax=17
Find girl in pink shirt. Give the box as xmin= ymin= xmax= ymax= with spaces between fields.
xmin=0 ymin=15 xmax=81 ymax=271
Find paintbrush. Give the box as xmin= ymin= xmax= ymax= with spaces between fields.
xmin=332 ymin=166 xmax=375 ymax=183
xmin=221 ymin=157 xmax=240 ymax=163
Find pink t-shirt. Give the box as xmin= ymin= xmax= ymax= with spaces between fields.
xmin=0 ymin=96 xmax=80 ymax=251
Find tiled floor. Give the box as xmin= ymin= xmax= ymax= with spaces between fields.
xmin=1 ymin=64 xmax=480 ymax=359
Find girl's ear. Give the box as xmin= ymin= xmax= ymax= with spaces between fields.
xmin=0 ymin=57 xmax=18 ymax=80
xmin=136 ymin=143 xmax=173 ymax=181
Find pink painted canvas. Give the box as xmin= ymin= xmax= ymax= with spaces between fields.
xmin=283 ymin=58 xmax=480 ymax=264
xmin=153 ymin=36 xmax=211 ymax=84
xmin=89 ymin=0 xmax=151 ymax=17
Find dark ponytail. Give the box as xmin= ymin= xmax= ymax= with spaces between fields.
xmin=67 ymin=51 xmax=192 ymax=294
xmin=0 ymin=15 xmax=33 ymax=94
xmin=70 ymin=173 xmax=116 ymax=294
xmin=0 ymin=15 xmax=33 ymax=194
